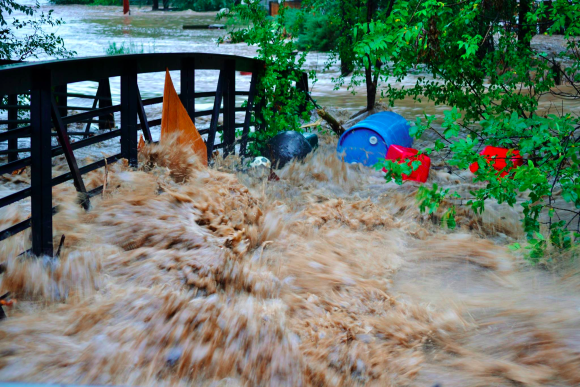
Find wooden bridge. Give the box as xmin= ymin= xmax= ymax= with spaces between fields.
xmin=0 ymin=53 xmax=308 ymax=257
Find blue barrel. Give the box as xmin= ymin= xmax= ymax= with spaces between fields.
xmin=337 ymin=112 xmax=413 ymax=166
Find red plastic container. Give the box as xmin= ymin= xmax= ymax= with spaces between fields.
xmin=469 ymin=146 xmax=523 ymax=177
xmin=383 ymin=145 xmax=431 ymax=183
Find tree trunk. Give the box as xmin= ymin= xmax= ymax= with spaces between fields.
xmin=365 ymin=59 xmax=377 ymax=111
xmin=539 ymin=1 xmax=552 ymax=34
xmin=152 ymin=0 xmax=158 ymax=10
xmin=518 ymin=0 xmax=532 ymax=48
xmin=317 ymin=108 xmax=345 ymax=136
xmin=339 ymin=0 xmax=354 ymax=76
xmin=365 ymin=0 xmax=378 ymax=111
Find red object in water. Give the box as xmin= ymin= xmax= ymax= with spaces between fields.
xmin=469 ymin=146 xmax=523 ymax=177
xmin=384 ymin=144 xmax=431 ymax=183
xmin=123 ymin=0 xmax=130 ymax=14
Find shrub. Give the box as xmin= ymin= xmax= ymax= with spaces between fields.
xmin=217 ymin=0 xmax=314 ymax=154
xmin=352 ymin=0 xmax=580 ymax=261
xmin=105 ymin=41 xmax=153 ymax=55
xmin=284 ymin=8 xmax=340 ymax=52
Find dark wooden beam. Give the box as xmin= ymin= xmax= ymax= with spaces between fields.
xmin=121 ymin=61 xmax=139 ymax=167
xmin=30 ymin=68 xmax=53 ymax=257
xmin=240 ymin=71 xmax=258 ymax=157
xmin=7 ymin=94 xmax=18 ymax=162
xmin=207 ymin=71 xmax=224 ymax=161
xmin=51 ymin=95 xmax=90 ymax=210
xmin=97 ymin=79 xmax=115 ymax=130
xmin=180 ymin=57 xmax=196 ymax=125
xmin=136 ymin=85 xmax=152 ymax=142
xmin=223 ymin=60 xmax=236 ymax=157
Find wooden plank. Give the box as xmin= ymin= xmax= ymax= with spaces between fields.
xmin=240 ymin=71 xmax=258 ymax=157
xmin=97 ymin=79 xmax=115 ymax=130
xmin=83 ymin=95 xmax=100 ymax=139
xmin=30 ymin=68 xmax=53 ymax=257
xmin=54 ymin=84 xmax=67 ymax=118
xmin=121 ymin=61 xmax=139 ymax=167
xmin=182 ymin=24 xmax=225 ymax=30
xmin=206 ymin=71 xmax=224 ymax=161
xmin=0 ymin=218 xmax=31 ymax=242
xmin=7 ymin=94 xmax=18 ymax=162
xmin=51 ymin=95 xmax=90 ymax=210
xmin=136 ymin=85 xmax=152 ymax=142
xmin=180 ymin=57 xmax=196 ymax=125
xmin=223 ymin=60 xmax=236 ymax=157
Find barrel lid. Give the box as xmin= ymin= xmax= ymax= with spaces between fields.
xmin=337 ymin=127 xmax=388 ymax=166
xmin=337 ymin=111 xmax=411 ymax=167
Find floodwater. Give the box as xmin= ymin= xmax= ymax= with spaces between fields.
xmin=4 ymin=1 xmax=446 ymax=115
xmin=1 ymin=138 xmax=580 ymax=386
xmin=1 ymin=3 xmax=580 ymax=387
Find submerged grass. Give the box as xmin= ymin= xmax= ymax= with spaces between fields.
xmin=105 ymin=40 xmax=156 ymax=56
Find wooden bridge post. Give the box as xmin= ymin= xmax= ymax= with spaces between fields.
xmin=97 ymin=79 xmax=114 ymax=130
xmin=121 ymin=61 xmax=139 ymax=167
xmin=240 ymin=71 xmax=258 ymax=157
xmin=180 ymin=57 xmax=196 ymax=124
xmin=223 ymin=60 xmax=236 ymax=157
xmin=207 ymin=71 xmax=224 ymax=161
xmin=30 ymin=68 xmax=54 ymax=257
xmin=7 ymin=94 xmax=18 ymax=163
xmin=54 ymin=84 xmax=68 ymax=119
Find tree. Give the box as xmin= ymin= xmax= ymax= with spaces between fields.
xmin=0 ymin=0 xmax=75 ymax=61
xmin=297 ymin=0 xmax=396 ymax=112
xmin=356 ymin=0 xmax=580 ymax=260
xmin=218 ymin=0 xmax=313 ymax=153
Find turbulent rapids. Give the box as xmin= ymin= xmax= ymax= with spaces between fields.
xmin=1 ymin=136 xmax=580 ymax=387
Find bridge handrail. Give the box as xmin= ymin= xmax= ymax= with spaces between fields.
xmin=0 ymin=52 xmax=289 ymax=257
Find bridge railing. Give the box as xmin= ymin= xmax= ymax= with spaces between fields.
xmin=0 ymin=53 xmax=305 ymax=257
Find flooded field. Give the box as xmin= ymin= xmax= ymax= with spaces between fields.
xmin=1 ymin=3 xmax=580 ymax=387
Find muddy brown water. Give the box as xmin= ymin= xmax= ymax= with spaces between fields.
xmin=0 ymin=137 xmax=579 ymax=387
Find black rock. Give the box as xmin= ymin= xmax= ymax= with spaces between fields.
xmin=267 ymin=131 xmax=313 ymax=169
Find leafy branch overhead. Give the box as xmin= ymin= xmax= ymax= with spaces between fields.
xmin=0 ymin=0 xmax=75 ymax=61
xmin=349 ymin=0 xmax=580 ymax=260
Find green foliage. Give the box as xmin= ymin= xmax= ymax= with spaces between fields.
xmin=284 ymin=8 xmax=340 ymax=52
xmin=374 ymin=155 xmax=422 ymax=185
xmin=217 ymin=0 xmax=314 ymax=154
xmin=105 ymin=41 xmax=155 ymax=55
xmin=0 ymin=0 xmax=75 ymax=60
xmin=172 ymin=0 xmax=233 ymax=12
xmin=350 ymin=0 xmax=580 ymax=260
xmin=300 ymin=0 xmax=397 ymax=108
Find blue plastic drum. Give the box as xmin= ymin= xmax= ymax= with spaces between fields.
xmin=337 ymin=112 xmax=413 ymax=166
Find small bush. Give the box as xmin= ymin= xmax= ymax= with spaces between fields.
xmin=283 ymin=9 xmax=340 ymax=53
xmin=105 ymin=41 xmax=155 ymax=55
